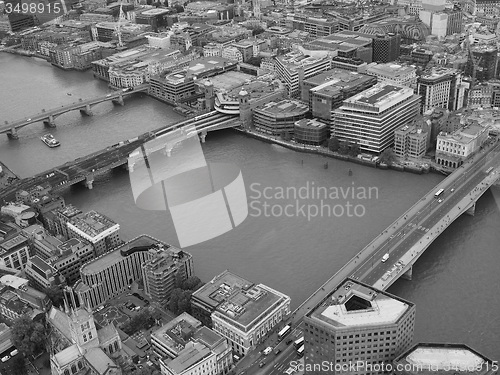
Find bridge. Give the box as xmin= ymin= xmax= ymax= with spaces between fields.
xmin=1 ymin=85 xmax=149 ymax=139
xmin=236 ymin=140 xmax=500 ymax=375
xmin=0 ymin=111 xmax=240 ymax=202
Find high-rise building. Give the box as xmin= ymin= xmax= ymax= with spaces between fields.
xmin=465 ymin=46 xmax=499 ymax=82
xmin=372 ymin=33 xmax=401 ymax=63
xmin=141 ymin=244 xmax=194 ymax=307
xmin=48 ymin=238 xmax=95 ymax=286
xmin=274 ymin=51 xmax=331 ymax=96
xmin=45 ymin=205 xmax=83 ymax=240
xmin=0 ymin=234 xmax=30 ymax=271
xmin=191 ymin=270 xmax=291 ymax=356
xmin=332 ymin=83 xmax=421 ymax=154
xmin=303 ymin=278 xmax=416 ymax=375
xmin=149 ymin=68 xmax=196 ymax=106
xmin=74 ymin=235 xmax=193 ymax=310
xmin=393 ymin=343 xmax=498 ymax=375
xmin=67 ymin=211 xmax=120 ymax=257
xmin=417 ymin=67 xmax=465 ymax=113
xmin=151 ymin=312 xmax=233 ymax=375
xmin=302 ymin=68 xmax=377 ymax=128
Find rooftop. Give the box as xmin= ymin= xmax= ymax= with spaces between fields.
xmin=186 ymin=57 xmax=237 ymax=78
xmin=306 ymin=30 xmax=373 ymax=52
xmin=166 ymin=342 xmax=211 ymax=374
xmin=307 ymin=278 xmax=412 ymax=328
xmin=367 ymin=63 xmax=416 ymax=78
xmin=81 ymin=235 xmax=162 ymax=275
xmin=343 ymin=83 xmax=414 ymax=111
xmin=394 ymin=343 xmax=494 ymax=375
xmin=438 ymin=122 xmax=489 ymax=143
xmin=295 ymin=118 xmax=328 ymax=130
xmin=152 ymin=312 xmax=202 ymax=354
xmin=255 ymin=99 xmax=309 ymax=117
xmin=307 ymin=68 xmax=376 ymax=97
xmin=276 ymin=51 xmax=330 ymax=72
xmin=55 ymin=204 xmax=82 ymax=220
xmin=67 ymin=210 xmax=119 ymax=241
xmin=0 ymin=234 xmax=28 ymax=255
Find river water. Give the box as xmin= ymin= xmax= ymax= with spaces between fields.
xmin=0 ymin=53 xmax=499 ymax=359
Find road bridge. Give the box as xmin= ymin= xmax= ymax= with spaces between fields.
xmin=0 ymin=111 xmax=240 ymax=201
xmin=1 ymin=85 xmax=149 ymax=139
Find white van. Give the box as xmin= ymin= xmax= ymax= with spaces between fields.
xmin=381 ymin=253 xmax=389 ymax=263
xmin=10 ymin=349 xmax=18 ymax=356
xmin=263 ymin=347 xmax=273 ymax=355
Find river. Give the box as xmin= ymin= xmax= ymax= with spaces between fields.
xmin=0 ymin=53 xmax=499 ymax=359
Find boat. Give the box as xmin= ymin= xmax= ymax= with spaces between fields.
xmin=40 ymin=134 xmax=60 ymax=148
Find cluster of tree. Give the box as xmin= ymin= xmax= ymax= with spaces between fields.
xmin=168 ymin=275 xmax=203 ymax=315
xmin=11 ymin=316 xmax=47 ymax=357
xmin=121 ymin=308 xmax=161 ymax=335
xmin=246 ymin=56 xmax=263 ymax=67
xmin=44 ymin=285 xmax=65 ymax=308
xmin=11 ymin=357 xmax=27 ymax=375
xmin=328 ymin=137 xmax=361 ymax=157
xmin=378 ymin=147 xmax=397 ymax=165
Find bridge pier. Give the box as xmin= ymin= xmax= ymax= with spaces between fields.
xmin=112 ymin=95 xmax=124 ymax=106
xmin=80 ymin=104 xmax=93 ymax=116
xmin=43 ymin=115 xmax=56 ymax=128
xmin=466 ymin=202 xmax=476 ymax=216
xmin=200 ymin=132 xmax=207 ymax=143
xmin=401 ymin=266 xmax=413 ymax=281
xmin=122 ymin=163 xmax=129 ymax=171
xmin=7 ymin=128 xmax=19 ymax=140
xmin=84 ymin=175 xmax=94 ymax=190
xmin=165 ymin=148 xmax=172 ymax=157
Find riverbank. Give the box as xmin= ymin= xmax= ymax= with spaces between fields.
xmin=0 ymin=161 xmax=20 ymax=191
xmin=0 ymin=46 xmax=49 ymax=61
xmin=234 ymin=128 xmax=430 ymax=175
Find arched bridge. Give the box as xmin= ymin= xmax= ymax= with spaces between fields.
xmin=1 ymin=85 xmax=149 ymax=139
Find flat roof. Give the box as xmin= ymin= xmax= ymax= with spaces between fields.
xmin=0 ymin=234 xmax=28 ymax=255
xmin=166 ymin=342 xmax=211 ymax=373
xmin=68 ymin=210 xmax=118 ymax=239
xmin=80 ymin=235 xmax=158 ymax=275
xmin=367 ymin=63 xmax=416 ymax=78
xmin=307 ymin=278 xmax=412 ymax=328
xmin=255 ymin=99 xmax=309 ymax=117
xmin=394 ymin=343 xmax=494 ymax=375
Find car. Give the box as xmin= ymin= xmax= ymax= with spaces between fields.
xmin=1 ymin=355 xmax=10 ymax=362
xmin=27 ymin=118 xmax=31 ymax=122
xmin=450 ymin=188 xmax=455 ymax=192
xmin=263 ymin=347 xmax=273 ymax=355
xmin=10 ymin=349 xmax=18 ymax=356
xmin=438 ymin=198 xmax=443 ymax=203
xmin=285 ymin=339 xmax=293 ymax=345
xmin=274 ymin=348 xmax=281 ymax=355
xmin=259 ymin=361 xmax=266 ymax=368
xmin=106 ymin=94 xmax=112 ymax=97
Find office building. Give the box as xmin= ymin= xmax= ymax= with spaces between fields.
xmin=294 ymin=119 xmax=329 ymax=146
xmin=274 ymin=51 xmax=332 ymax=96
xmin=75 ymin=235 xmax=193 ymax=310
xmin=253 ymin=99 xmax=309 ymax=136
xmin=302 ymin=68 xmax=377 ymax=127
xmin=394 ymin=123 xmax=429 ymax=160
xmin=393 ymin=343 xmax=498 ymax=375
xmin=0 ymin=234 xmax=30 ymax=271
xmin=465 ymin=46 xmax=498 ymax=82
xmin=372 ymin=33 xmax=401 ymax=63
xmin=417 ymin=67 xmax=465 ymax=113
xmin=191 ymin=270 xmax=291 ymax=356
xmin=332 ymin=83 xmax=421 ymax=154
xmin=435 ymin=121 xmax=489 ymax=168
xmin=24 ymin=255 xmax=65 ymax=291
xmin=284 ymin=13 xmax=339 ymax=38
xmin=304 ymin=31 xmax=373 ymax=62
xmin=151 ymin=312 xmax=232 ymax=375
xmin=330 ymin=57 xmax=368 ymax=72
xmin=149 ymin=69 xmax=196 ymax=106
xmin=67 ymin=210 xmax=120 ymax=257
xmin=366 ymin=63 xmax=417 ymax=88
xmin=141 ymin=244 xmax=194 ymax=307
xmin=47 ymin=238 xmax=95 ymax=286
xmin=22 ymin=225 xmax=62 ymax=259
xmin=303 ymin=278 xmax=415 ymax=375
xmin=0 ymin=274 xmax=51 ymax=312
xmin=45 ymin=205 xmax=83 ymax=240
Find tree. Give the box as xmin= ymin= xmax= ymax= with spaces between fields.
xmin=11 ymin=356 xmax=26 ymax=375
xmin=349 ymin=142 xmax=361 ymax=157
xmin=339 ymin=141 xmax=349 ymax=155
xmin=174 ymin=271 xmax=184 ymax=289
xmin=182 ymin=276 xmax=202 ymax=291
xmin=379 ymin=147 xmax=397 ymax=165
xmin=174 ymin=4 xmax=184 ymax=13
xmin=44 ymin=285 xmax=64 ymax=308
xmin=168 ymin=289 xmax=192 ymax=315
xmin=11 ymin=316 xmax=47 ymax=357
xmin=328 ymin=137 xmax=340 ymax=152
xmin=251 ymin=27 xmax=265 ymax=36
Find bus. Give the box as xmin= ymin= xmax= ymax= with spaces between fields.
xmin=297 ymin=345 xmax=304 ymax=357
xmin=294 ymin=337 xmax=304 ymax=349
xmin=278 ymin=324 xmax=292 ymax=340
xmin=434 ymin=188 xmax=444 ymax=198
xmin=486 ymin=167 xmax=494 ymax=174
